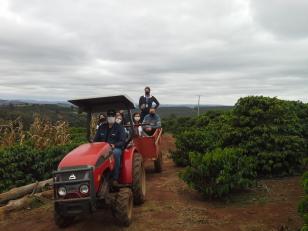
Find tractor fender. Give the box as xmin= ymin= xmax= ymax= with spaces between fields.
xmin=93 ymin=154 xmax=115 ymax=192
xmin=119 ymin=146 xmax=136 ymax=184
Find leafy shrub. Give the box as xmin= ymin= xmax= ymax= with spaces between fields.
xmin=171 ymin=111 xmax=234 ymax=166
xmin=180 ymin=148 xmax=256 ymax=198
xmin=0 ymin=143 xmax=79 ymax=192
xmin=162 ymin=116 xmax=196 ymax=134
xmin=232 ymin=96 xmax=307 ymax=176
xmin=171 ymin=96 xmax=308 ymax=177
xmin=0 ymin=114 xmax=86 ymax=192
xmin=301 ymin=225 xmax=308 ymax=231
xmin=172 ymin=130 xmax=209 ymax=166
xmin=70 ymin=127 xmax=87 ymax=144
xmin=168 ymin=96 xmax=308 ymax=199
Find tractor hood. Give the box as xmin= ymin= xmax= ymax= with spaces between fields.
xmin=58 ymin=142 xmax=111 ymax=169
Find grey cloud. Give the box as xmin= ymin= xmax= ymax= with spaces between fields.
xmin=0 ymin=0 xmax=307 ymax=105
xmin=250 ymin=0 xmax=308 ymax=39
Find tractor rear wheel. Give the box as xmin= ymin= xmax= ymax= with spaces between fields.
xmin=111 ymin=188 xmax=133 ymax=227
xmin=54 ymin=211 xmax=75 ymax=228
xmin=154 ymin=151 xmax=163 ymax=173
xmin=132 ymin=152 xmax=146 ymax=205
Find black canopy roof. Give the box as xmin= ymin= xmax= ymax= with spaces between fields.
xmin=68 ymin=95 xmax=136 ymax=113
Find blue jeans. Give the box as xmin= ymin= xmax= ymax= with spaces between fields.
xmin=113 ymin=148 xmax=122 ymax=180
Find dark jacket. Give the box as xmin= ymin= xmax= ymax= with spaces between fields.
xmin=139 ymin=95 xmax=160 ymax=113
xmin=93 ymin=123 xmax=126 ymax=149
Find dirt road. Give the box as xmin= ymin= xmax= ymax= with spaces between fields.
xmin=0 ymin=134 xmax=303 ymax=231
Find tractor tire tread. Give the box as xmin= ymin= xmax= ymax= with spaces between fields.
xmin=111 ymin=188 xmax=133 ymax=227
xmin=132 ymin=152 xmax=146 ymax=205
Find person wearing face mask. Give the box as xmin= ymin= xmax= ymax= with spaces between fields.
xmin=142 ymin=107 xmax=161 ymax=136
xmin=119 ymin=110 xmax=129 ymax=125
xmin=133 ymin=112 xmax=143 ymax=136
xmin=96 ymin=113 xmax=106 ymax=130
xmin=115 ymin=114 xmax=123 ymax=125
xmin=116 ymin=113 xmax=130 ymax=138
xmin=133 ymin=112 xmax=141 ymax=125
xmin=139 ymin=86 xmax=160 ymax=122
xmin=94 ymin=109 xmax=126 ymax=186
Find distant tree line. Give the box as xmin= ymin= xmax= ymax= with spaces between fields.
xmin=0 ymin=104 xmax=86 ymax=128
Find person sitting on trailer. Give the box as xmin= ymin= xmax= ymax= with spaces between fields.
xmin=133 ymin=112 xmax=143 ymax=136
xmin=142 ymin=107 xmax=161 ymax=136
xmin=94 ymin=109 xmax=126 ymax=186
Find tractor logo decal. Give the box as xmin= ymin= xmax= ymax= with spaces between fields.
xmin=69 ymin=174 xmax=76 ymax=180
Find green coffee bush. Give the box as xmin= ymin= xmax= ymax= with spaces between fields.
xmin=169 ymin=96 xmax=308 ymax=199
xmin=0 ymin=143 xmax=78 ymax=192
xmin=171 ymin=129 xmax=219 ymax=166
xmin=180 ymin=148 xmax=256 ymax=198
xmin=171 ymin=111 xmax=233 ymax=167
xmin=171 ymin=96 xmax=308 ymax=177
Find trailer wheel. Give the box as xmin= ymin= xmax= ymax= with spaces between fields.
xmin=132 ymin=152 xmax=146 ymax=205
xmin=112 ymin=188 xmax=133 ymax=227
xmin=154 ymin=151 xmax=163 ymax=173
xmin=54 ymin=211 xmax=75 ymax=228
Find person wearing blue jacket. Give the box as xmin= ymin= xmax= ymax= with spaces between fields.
xmin=94 ymin=109 xmax=126 ymax=185
xmin=142 ymin=107 xmax=161 ymax=136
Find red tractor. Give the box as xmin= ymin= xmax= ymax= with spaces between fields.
xmin=53 ymin=95 xmax=163 ymax=227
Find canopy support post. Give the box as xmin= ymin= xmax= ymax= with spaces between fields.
xmin=86 ymin=112 xmax=91 ymax=142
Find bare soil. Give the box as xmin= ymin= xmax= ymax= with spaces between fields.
xmin=0 ymin=134 xmax=303 ymax=231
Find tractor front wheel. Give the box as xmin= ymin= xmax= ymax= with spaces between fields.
xmin=154 ymin=151 xmax=163 ymax=173
xmin=112 ymin=188 xmax=133 ymax=227
xmin=132 ymin=152 xmax=146 ymax=205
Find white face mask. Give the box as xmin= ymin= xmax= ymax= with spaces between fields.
xmin=116 ymin=118 xmax=122 ymax=124
xmin=134 ymin=116 xmax=140 ymax=122
xmin=107 ymin=117 xmax=115 ymax=124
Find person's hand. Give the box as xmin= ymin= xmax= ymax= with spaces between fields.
xmin=110 ymin=144 xmax=115 ymax=149
xmin=141 ymin=104 xmax=146 ymax=109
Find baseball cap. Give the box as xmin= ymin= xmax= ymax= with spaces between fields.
xmin=107 ymin=109 xmax=116 ymax=117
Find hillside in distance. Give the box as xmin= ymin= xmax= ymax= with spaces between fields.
xmin=156 ymin=105 xmax=232 ymax=118
xmin=0 ymin=99 xmax=232 ymax=128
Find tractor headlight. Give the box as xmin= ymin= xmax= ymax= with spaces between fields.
xmin=80 ymin=184 xmax=89 ymax=194
xmin=58 ymin=186 xmax=67 ymax=197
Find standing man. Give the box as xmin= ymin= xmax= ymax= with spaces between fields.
xmin=94 ymin=109 xmax=126 ymax=186
xmin=139 ymin=86 xmax=160 ymax=122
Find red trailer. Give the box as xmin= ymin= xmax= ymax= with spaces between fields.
xmin=133 ymin=128 xmax=163 ymax=172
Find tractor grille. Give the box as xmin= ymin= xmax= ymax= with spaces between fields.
xmin=53 ymin=166 xmax=94 ymax=201
xmin=56 ymin=171 xmax=89 ymax=182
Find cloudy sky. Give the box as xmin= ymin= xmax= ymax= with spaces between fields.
xmin=0 ymin=0 xmax=307 ymax=105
